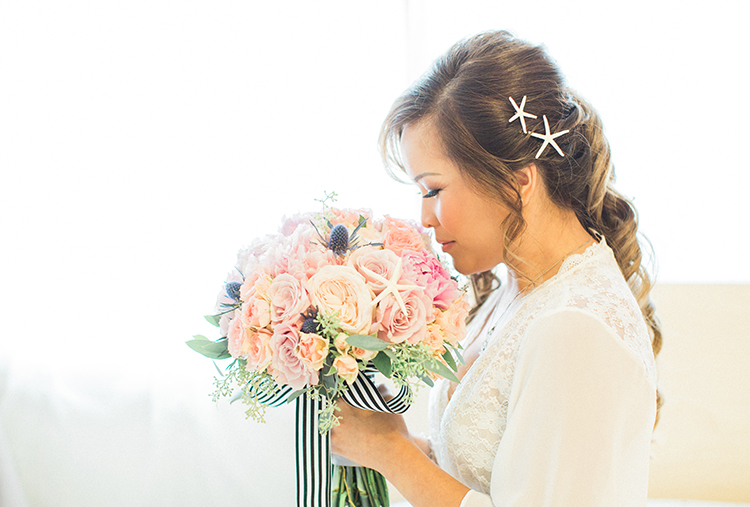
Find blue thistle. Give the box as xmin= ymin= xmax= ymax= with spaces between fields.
xmin=329 ymin=224 xmax=350 ymax=256
xmin=300 ymin=308 xmax=321 ymax=334
xmin=225 ymin=282 xmax=242 ymax=302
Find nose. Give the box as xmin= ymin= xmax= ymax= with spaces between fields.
xmin=420 ymin=197 xmax=438 ymax=230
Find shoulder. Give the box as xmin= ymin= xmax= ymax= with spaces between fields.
xmin=523 ymin=241 xmax=657 ymax=386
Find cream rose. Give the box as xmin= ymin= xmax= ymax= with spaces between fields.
xmin=306 ymin=265 xmax=373 ymax=334
xmin=347 ymin=246 xmax=400 ymax=295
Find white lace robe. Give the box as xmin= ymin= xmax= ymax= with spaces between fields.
xmin=428 ymin=239 xmax=657 ymax=507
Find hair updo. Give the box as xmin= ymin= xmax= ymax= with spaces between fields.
xmin=379 ymin=30 xmax=662 ymax=424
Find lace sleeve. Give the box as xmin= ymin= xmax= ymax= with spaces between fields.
xmin=476 ymin=309 xmax=656 ymax=506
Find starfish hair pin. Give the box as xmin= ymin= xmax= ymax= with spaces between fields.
xmin=530 ymin=115 xmax=570 ymax=159
xmin=508 ymin=95 xmax=537 ymax=134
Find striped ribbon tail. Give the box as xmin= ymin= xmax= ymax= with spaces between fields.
xmin=296 ymin=393 xmax=332 ymax=507
xmin=292 ymin=366 xmax=412 ymax=507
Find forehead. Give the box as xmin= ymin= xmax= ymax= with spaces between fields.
xmin=400 ymin=122 xmax=456 ymax=181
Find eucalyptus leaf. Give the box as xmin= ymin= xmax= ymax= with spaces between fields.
xmin=346 ymin=334 xmax=390 ymax=351
xmin=204 ymin=314 xmax=221 ymax=327
xmin=425 ymin=359 xmax=460 ymax=383
xmin=372 ymin=351 xmax=392 ymax=378
xmin=186 ymin=337 xmax=231 ymax=359
xmin=447 ymin=342 xmax=466 ymax=365
xmin=285 ymin=388 xmax=307 ymax=404
xmin=418 ymin=372 xmax=434 ymax=387
xmin=441 ymin=350 xmax=457 ymax=371
xmin=192 ymin=334 xmax=209 ymax=341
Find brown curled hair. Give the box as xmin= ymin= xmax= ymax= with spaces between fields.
xmin=379 ymin=30 xmax=663 ymax=425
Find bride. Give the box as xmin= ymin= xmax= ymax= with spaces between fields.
xmin=331 ymin=31 xmax=661 ymax=507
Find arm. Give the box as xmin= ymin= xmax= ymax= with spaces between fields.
xmin=474 ymin=309 xmax=656 ymax=506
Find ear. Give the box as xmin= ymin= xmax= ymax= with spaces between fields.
xmin=515 ymin=163 xmax=539 ymax=205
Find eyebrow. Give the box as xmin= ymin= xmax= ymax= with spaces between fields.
xmin=414 ymin=172 xmax=441 ymax=183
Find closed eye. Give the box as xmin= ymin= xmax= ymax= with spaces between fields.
xmin=423 ymin=189 xmax=441 ymax=198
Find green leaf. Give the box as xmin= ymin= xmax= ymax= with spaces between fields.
xmin=204 ymin=314 xmax=221 ymax=327
xmin=425 ymin=359 xmax=460 ymax=383
xmin=372 ymin=351 xmax=392 ymax=378
xmin=346 ymin=334 xmax=390 ymax=351
xmin=285 ymin=388 xmax=307 ymax=404
xmin=446 ymin=342 xmax=465 ymax=366
xmin=186 ymin=336 xmax=231 ymax=359
xmin=418 ymin=372 xmax=434 ymax=387
xmin=441 ymin=349 xmax=457 ymax=371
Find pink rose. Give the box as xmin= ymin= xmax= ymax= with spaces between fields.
xmin=227 ymin=316 xmax=249 ymax=359
xmin=240 ymin=270 xmax=272 ymax=302
xmin=266 ymin=273 xmax=311 ymax=326
xmin=333 ymin=354 xmax=359 ymax=385
xmin=401 ymin=249 xmax=461 ymax=309
xmin=376 ymin=289 xmax=432 ymax=345
xmin=269 ymin=322 xmax=316 ymax=390
xmin=246 ymin=328 xmax=273 ymax=372
xmin=434 ymin=298 xmax=470 ymax=347
xmin=330 ymin=208 xmax=373 ymax=228
xmin=306 ymin=265 xmax=373 ymax=334
xmin=347 ymin=246 xmax=400 ymax=295
xmin=240 ymin=294 xmax=271 ymax=329
xmin=383 ymin=216 xmax=428 ymax=256
xmin=296 ymin=332 xmax=329 ymax=372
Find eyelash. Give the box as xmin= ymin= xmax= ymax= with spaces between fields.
xmin=423 ymin=189 xmax=441 ymax=198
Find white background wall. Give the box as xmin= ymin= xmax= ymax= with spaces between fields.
xmin=1 ymin=1 xmax=748 ymax=505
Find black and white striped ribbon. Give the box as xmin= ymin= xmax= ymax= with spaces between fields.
xmin=292 ymin=365 xmax=412 ymax=507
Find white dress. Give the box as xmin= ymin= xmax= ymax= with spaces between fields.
xmin=428 ymin=239 xmax=657 ymax=507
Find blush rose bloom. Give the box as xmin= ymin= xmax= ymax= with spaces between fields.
xmin=401 ymin=249 xmax=461 ymax=309
xmin=434 ymin=298 xmax=470 ymax=347
xmin=347 ymin=246 xmax=400 ymax=295
xmin=269 ymin=322 xmax=316 ymax=390
xmin=306 ymin=265 xmax=373 ymax=335
xmin=296 ymin=332 xmax=329 ymax=372
xmin=376 ymin=289 xmax=432 ymax=345
xmin=333 ymin=354 xmax=359 ymax=385
xmin=246 ymin=328 xmax=273 ymax=372
xmin=266 ymin=273 xmax=311 ymax=326
xmin=227 ymin=315 xmax=249 ymax=359
xmin=382 ymin=216 xmax=428 ymax=256
xmin=240 ymin=295 xmax=271 ymax=329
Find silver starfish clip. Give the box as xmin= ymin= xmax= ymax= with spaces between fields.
xmin=530 ymin=115 xmax=569 ymax=158
xmin=508 ymin=96 xmax=537 ymax=134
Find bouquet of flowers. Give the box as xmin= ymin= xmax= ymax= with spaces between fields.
xmin=188 ymin=198 xmax=469 ymax=507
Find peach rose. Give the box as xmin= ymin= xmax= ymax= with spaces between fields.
xmin=383 ymin=216 xmax=427 ymax=256
xmin=434 ymin=298 xmax=470 ymax=347
xmin=333 ymin=332 xmax=350 ymax=354
xmin=333 ymin=354 xmax=359 ymax=385
xmin=266 ymin=273 xmax=311 ymax=326
xmin=376 ymin=289 xmax=432 ymax=345
xmin=246 ymin=328 xmax=273 ymax=372
xmin=306 ymin=265 xmax=373 ymax=335
xmin=423 ymin=323 xmax=447 ymax=355
xmin=296 ymin=332 xmax=329 ymax=372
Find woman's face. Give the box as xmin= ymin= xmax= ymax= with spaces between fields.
xmin=400 ymin=121 xmax=510 ymax=275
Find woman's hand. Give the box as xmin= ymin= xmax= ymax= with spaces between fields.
xmin=330 ymin=384 xmax=412 ymax=473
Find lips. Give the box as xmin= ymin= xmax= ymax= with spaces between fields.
xmin=439 ymin=241 xmax=455 ymax=253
